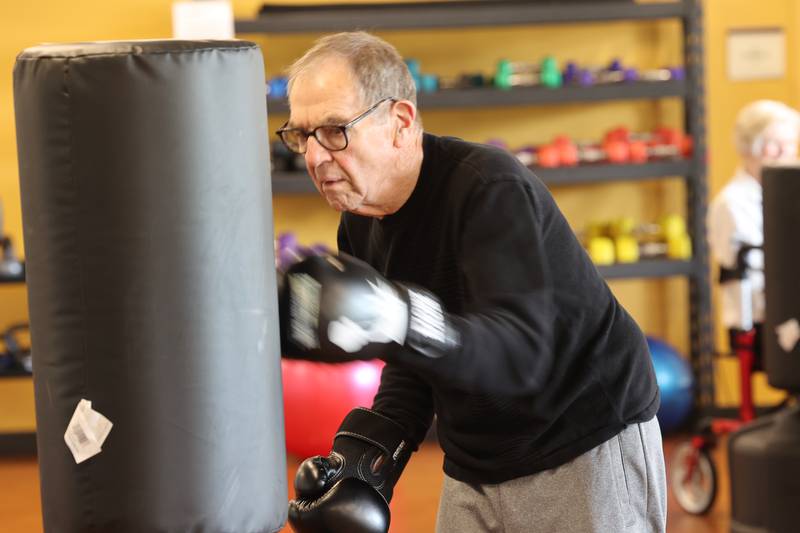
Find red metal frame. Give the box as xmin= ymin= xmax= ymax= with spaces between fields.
xmin=679 ymin=328 xmax=758 ymax=490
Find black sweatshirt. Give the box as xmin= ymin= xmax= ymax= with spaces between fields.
xmin=337 ymin=133 xmax=660 ymax=484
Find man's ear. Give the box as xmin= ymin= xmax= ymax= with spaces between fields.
xmin=392 ymin=100 xmax=417 ymax=146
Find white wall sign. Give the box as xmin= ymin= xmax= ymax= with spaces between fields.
xmin=172 ymin=1 xmax=235 ymax=40
xmin=727 ymin=28 xmax=786 ymax=81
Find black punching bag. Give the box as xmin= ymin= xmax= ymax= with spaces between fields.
xmin=728 ymin=165 xmax=800 ymax=533
xmin=763 ymin=165 xmax=800 ymax=391
xmin=13 ymin=41 xmax=286 ymax=532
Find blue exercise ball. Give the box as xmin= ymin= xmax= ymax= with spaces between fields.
xmin=647 ymin=336 xmax=695 ymax=433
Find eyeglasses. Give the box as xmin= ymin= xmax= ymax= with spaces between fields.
xmin=276 ymin=97 xmax=396 ymax=155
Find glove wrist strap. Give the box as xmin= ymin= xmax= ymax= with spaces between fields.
xmin=335 ymin=407 xmax=409 ymax=463
xmin=396 ymin=284 xmax=460 ymax=358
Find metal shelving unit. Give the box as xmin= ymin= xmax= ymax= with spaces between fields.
xmin=238 ymin=0 xmax=686 ymax=33
xmin=238 ymin=0 xmax=714 ymax=410
xmin=267 ymin=80 xmax=687 ymax=114
xmin=598 ymin=258 xmax=696 ymax=280
xmin=0 ymin=368 xmax=31 ymax=379
xmin=0 ymin=432 xmax=36 ymax=455
xmin=273 ymin=161 xmax=691 ymax=193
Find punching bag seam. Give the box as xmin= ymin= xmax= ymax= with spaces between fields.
xmin=63 ymin=55 xmax=100 ymax=532
xmin=16 ymin=44 xmax=258 ymax=62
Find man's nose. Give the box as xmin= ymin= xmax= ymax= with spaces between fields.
xmin=304 ymin=135 xmax=333 ymax=168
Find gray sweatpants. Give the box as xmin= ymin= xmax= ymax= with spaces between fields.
xmin=435 ymin=417 xmax=666 ymax=533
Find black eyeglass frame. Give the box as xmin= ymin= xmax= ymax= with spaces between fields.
xmin=275 ymin=97 xmax=397 ymax=155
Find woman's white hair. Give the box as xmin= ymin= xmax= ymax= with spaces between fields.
xmin=287 ymin=31 xmax=417 ymax=110
xmin=734 ymin=99 xmax=800 ymax=157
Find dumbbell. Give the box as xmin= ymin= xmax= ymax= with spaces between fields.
xmin=659 ymin=214 xmax=692 ymax=259
xmin=635 ymin=215 xmax=692 ymax=260
xmin=649 ymin=127 xmax=693 ymax=158
xmin=563 ymin=59 xmax=639 ymax=86
xmin=267 ymin=76 xmax=288 ymax=99
xmin=495 ymin=57 xmax=562 ymax=89
xmin=581 ymin=141 xmax=630 ymax=164
xmin=586 ymin=214 xmax=691 ymax=265
xmin=518 ymin=135 xmax=627 ymax=166
xmin=514 ymin=137 xmax=578 ymax=168
xmin=439 ymin=73 xmax=487 ymax=90
xmin=490 ymin=139 xmax=561 ymax=168
xmin=639 ymin=66 xmax=685 ymax=82
xmin=596 ymin=64 xmax=684 ymax=84
xmin=584 ymin=217 xmax=640 ymax=265
xmin=276 ymin=232 xmax=331 ymax=271
xmin=534 ymin=134 xmax=682 ymax=166
xmin=636 ymin=129 xmax=693 ymax=162
xmin=514 ymin=146 xmax=557 ymax=168
xmin=536 ymin=131 xmax=632 ymax=164
xmin=603 ymin=127 xmax=693 ymax=162
xmin=507 ymin=128 xmax=689 ymax=168
xmin=418 ymin=74 xmax=439 ymax=92
xmin=405 ymin=59 xmax=440 ymax=93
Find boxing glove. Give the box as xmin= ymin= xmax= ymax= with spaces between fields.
xmin=288 ymin=408 xmax=412 ymax=533
xmin=278 ymin=251 xmax=460 ymax=362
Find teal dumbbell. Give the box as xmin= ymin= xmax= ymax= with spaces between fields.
xmin=494 ymin=57 xmax=562 ymax=89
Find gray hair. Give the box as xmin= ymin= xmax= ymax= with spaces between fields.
xmin=287 ymin=31 xmax=417 ymax=109
xmin=734 ymin=99 xmax=800 ymax=157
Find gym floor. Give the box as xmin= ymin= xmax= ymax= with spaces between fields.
xmin=0 ymin=435 xmax=729 ymax=532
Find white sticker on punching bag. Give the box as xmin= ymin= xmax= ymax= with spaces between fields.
xmin=775 ymin=318 xmax=800 ymax=353
xmin=64 ymin=399 xmax=113 ymax=464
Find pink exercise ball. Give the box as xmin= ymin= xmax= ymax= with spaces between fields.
xmin=281 ymin=358 xmax=384 ymax=458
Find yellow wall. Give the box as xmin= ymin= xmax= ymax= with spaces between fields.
xmin=1 ymin=1 xmax=797 ymax=431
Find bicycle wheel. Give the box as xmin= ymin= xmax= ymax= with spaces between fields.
xmin=670 ymin=441 xmax=717 ymax=515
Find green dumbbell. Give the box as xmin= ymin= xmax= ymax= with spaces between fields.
xmin=494 ymin=57 xmax=562 ymax=89
xmin=494 ymin=59 xmax=535 ymax=89
xmin=539 ymin=56 xmax=562 ymax=88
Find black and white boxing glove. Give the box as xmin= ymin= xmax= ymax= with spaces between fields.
xmin=288 ymin=408 xmax=413 ymax=533
xmin=278 ymin=251 xmax=460 ymax=362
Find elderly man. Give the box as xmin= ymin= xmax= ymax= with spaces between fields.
xmin=277 ymin=31 xmax=666 ymax=533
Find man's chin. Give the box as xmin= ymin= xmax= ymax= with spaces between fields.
xmin=323 ymin=193 xmax=354 ymax=213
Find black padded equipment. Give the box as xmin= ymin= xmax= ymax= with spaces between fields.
xmin=728 ymin=165 xmax=800 ymax=533
xmin=763 ymin=166 xmax=800 ymax=391
xmin=14 ymin=40 xmax=286 ymax=532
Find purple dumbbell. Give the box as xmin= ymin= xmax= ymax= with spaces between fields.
xmin=277 ymin=232 xmax=301 ymax=269
xmin=486 ymin=138 xmax=510 ymax=150
xmin=669 ymin=66 xmax=685 ymax=80
xmin=622 ymin=68 xmax=639 ymax=82
xmin=562 ymin=61 xmax=580 ymax=84
xmin=608 ymin=58 xmax=623 ymax=72
xmin=577 ymin=68 xmax=595 ymax=86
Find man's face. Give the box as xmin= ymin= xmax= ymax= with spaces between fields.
xmin=287 ymin=57 xmax=397 ymax=215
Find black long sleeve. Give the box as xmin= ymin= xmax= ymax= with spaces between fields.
xmin=338 ymin=133 xmax=659 ymax=484
xmin=337 ymin=226 xmax=434 ymax=451
xmin=391 ymin=178 xmax=558 ymax=396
